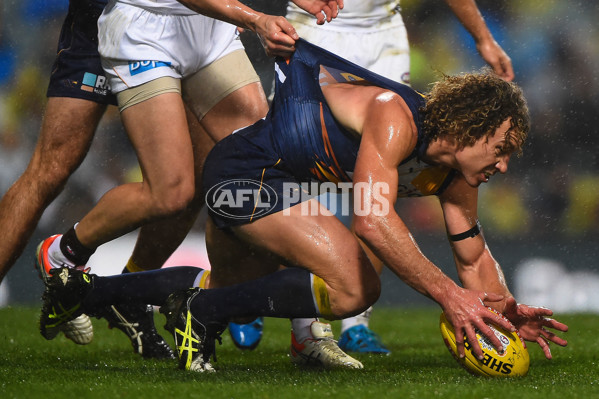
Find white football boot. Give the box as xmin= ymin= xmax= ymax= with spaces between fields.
xmin=290 ymin=321 xmax=364 ymax=369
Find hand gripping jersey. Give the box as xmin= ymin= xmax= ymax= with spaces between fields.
xmin=203 ymin=40 xmax=455 ymax=228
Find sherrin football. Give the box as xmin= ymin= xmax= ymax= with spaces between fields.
xmin=439 ymin=309 xmax=530 ymax=377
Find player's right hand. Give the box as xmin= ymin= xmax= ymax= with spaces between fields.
xmin=441 ymin=288 xmax=516 ymax=360
xmin=254 ymin=14 xmax=299 ymax=58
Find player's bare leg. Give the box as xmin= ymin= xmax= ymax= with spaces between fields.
xmin=0 ymin=97 xmax=104 ymax=282
xmin=128 ymin=81 xmax=267 ymax=269
xmin=103 ymin=86 xmax=267 ymax=358
xmin=229 ymin=200 xmax=380 ymax=317
xmin=198 ymin=82 xmax=268 ymax=143
xmin=200 ymin=201 xmax=374 ymax=369
xmin=74 ymin=92 xmax=195 ymax=249
xmin=126 ymin=106 xmax=215 ymax=270
xmin=80 ymin=107 xmax=212 ymax=360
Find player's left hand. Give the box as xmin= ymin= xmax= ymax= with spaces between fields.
xmin=291 ymin=0 xmax=344 ymax=24
xmin=502 ymin=297 xmax=568 ymax=359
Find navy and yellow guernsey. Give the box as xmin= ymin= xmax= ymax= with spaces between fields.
xmin=203 ymin=39 xmax=456 ymax=228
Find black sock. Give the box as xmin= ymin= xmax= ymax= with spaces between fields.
xmin=82 ymin=266 xmax=202 ymax=311
xmin=60 ymin=226 xmax=95 ymax=265
xmin=190 ymin=267 xmax=320 ymax=323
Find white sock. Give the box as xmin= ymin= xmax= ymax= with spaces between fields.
xmin=341 ymin=306 xmax=373 ymax=333
xmin=48 ymin=236 xmax=75 ymax=269
xmin=291 ymin=318 xmax=318 ymax=342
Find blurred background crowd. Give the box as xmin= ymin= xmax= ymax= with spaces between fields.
xmin=0 ymin=0 xmax=597 ymax=308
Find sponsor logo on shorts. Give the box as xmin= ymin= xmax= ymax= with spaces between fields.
xmin=206 ymin=179 xmax=279 ymax=221
xmin=129 ymin=60 xmax=172 ymax=76
xmin=81 ymin=72 xmax=111 ymax=96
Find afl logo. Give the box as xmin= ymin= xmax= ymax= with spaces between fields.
xmin=205 ymin=179 xmax=278 ymax=220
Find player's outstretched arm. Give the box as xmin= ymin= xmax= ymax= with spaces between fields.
xmin=438 ymin=177 xmax=568 ymax=359
xmin=437 ymin=177 xmax=526 ymax=358
xmin=335 ymin=88 xmax=515 ymax=362
xmin=443 ymin=0 xmax=514 ymax=81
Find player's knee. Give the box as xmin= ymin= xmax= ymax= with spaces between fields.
xmin=150 ymin=178 xmax=195 ymax=216
xmin=26 ymin=160 xmax=73 ymax=197
xmin=357 ymin=278 xmax=381 ymax=311
xmin=244 ymin=96 xmax=268 ymax=121
xmin=333 ymin=278 xmax=381 ymax=318
xmin=364 ymin=277 xmax=382 ymax=307
xmin=354 ymin=264 xmax=381 ymax=308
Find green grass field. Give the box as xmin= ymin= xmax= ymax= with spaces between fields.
xmin=0 ymin=306 xmax=596 ymax=399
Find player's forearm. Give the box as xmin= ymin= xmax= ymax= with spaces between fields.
xmin=443 ymin=0 xmax=494 ymax=44
xmin=177 ymin=0 xmax=264 ymax=32
xmin=455 ymin=248 xmax=513 ymax=311
xmin=355 ymin=213 xmax=459 ymax=306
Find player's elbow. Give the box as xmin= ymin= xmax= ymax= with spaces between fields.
xmin=353 ymin=214 xmax=381 ymax=246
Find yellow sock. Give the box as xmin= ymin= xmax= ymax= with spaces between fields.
xmin=311 ymin=274 xmax=333 ymax=319
xmin=194 ymin=269 xmax=211 ymax=289
xmin=125 ymin=258 xmax=145 ymax=273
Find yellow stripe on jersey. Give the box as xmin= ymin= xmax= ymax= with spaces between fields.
xmin=250 ymin=159 xmax=282 ymax=222
xmin=340 ymin=72 xmax=364 ymax=82
xmin=314 ymin=161 xmax=342 ymax=184
xmin=411 ymin=166 xmax=452 ymax=195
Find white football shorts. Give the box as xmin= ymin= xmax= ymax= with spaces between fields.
xmin=288 ymin=12 xmax=410 ymax=84
xmin=97 ymin=1 xmax=245 ymax=94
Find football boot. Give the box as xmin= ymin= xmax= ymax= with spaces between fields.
xmin=36 ymin=235 xmax=93 ymax=345
xmin=40 ymin=267 xmax=94 ymax=341
xmin=97 ymin=303 xmax=175 ymax=360
xmin=290 ymin=321 xmax=364 ymax=369
xmin=338 ymin=324 xmax=390 ymax=355
xmin=228 ymin=317 xmax=264 ymax=350
xmin=160 ymin=288 xmax=226 ymax=372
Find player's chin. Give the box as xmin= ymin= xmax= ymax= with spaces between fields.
xmin=465 ymin=176 xmax=484 ymax=188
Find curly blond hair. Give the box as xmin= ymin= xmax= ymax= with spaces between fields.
xmin=421 ymin=70 xmax=530 ymax=154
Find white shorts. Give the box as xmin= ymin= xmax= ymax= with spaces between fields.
xmin=98 ymin=1 xmax=245 ymax=93
xmin=116 ymin=50 xmax=260 ymax=118
xmin=288 ymin=13 xmax=410 ymax=84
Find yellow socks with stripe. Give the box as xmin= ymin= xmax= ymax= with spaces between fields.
xmin=311 ymin=274 xmax=333 ymax=319
xmin=194 ymin=269 xmax=211 ymax=289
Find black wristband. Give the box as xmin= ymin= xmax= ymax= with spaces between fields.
xmin=448 ymin=220 xmax=482 ymax=242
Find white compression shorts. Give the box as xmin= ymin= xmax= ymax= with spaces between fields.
xmin=286 ymin=9 xmax=410 ymax=84
xmin=97 ymin=1 xmax=246 ymax=94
